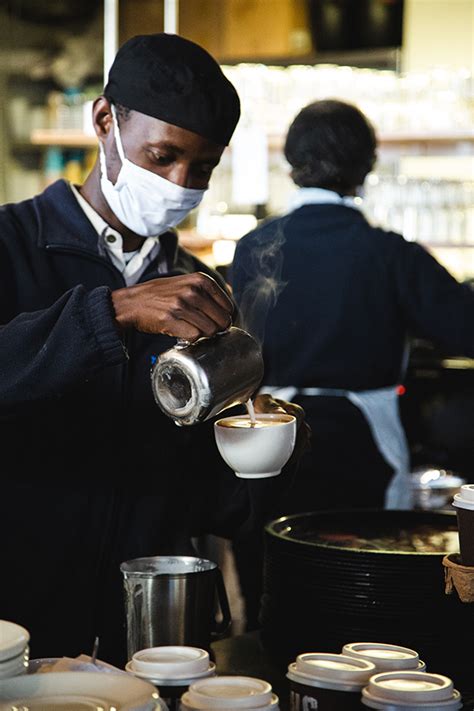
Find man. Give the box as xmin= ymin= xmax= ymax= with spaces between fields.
xmin=0 ymin=33 xmax=304 ymax=666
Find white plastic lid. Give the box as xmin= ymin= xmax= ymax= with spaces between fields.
xmin=364 ymin=671 xmax=459 ymax=705
xmin=453 ymin=484 xmax=474 ymax=510
xmin=181 ymin=676 xmax=275 ymax=709
xmin=342 ymin=643 xmax=422 ymax=671
xmin=287 ymin=653 xmax=376 ymax=692
xmin=0 ymin=620 xmax=30 ymax=662
xmin=130 ymin=646 xmax=210 ymax=678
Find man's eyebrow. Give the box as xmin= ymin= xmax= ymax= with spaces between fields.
xmin=147 ymin=141 xmax=221 ymax=165
xmin=147 ymin=141 xmax=185 ymax=154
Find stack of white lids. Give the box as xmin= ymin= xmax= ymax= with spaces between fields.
xmin=126 ymin=646 xmax=216 ymax=685
xmin=0 ymin=620 xmax=30 ymax=680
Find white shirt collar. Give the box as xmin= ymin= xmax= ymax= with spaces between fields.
xmin=69 ymin=183 xmax=162 ymax=285
xmin=288 ymin=187 xmax=362 ymax=213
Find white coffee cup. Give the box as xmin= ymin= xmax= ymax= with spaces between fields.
xmin=361 ymin=671 xmax=462 ymax=709
xmin=125 ymin=646 xmax=216 ymax=711
xmin=214 ymin=413 xmax=297 ymax=479
xmin=342 ymin=642 xmax=426 ymax=673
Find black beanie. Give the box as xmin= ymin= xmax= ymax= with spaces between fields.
xmin=104 ymin=33 xmax=241 ymax=146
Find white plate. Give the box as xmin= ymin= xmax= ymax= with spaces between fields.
xmin=0 ymin=671 xmax=163 ymax=710
xmin=0 ymin=621 xmax=30 ymax=662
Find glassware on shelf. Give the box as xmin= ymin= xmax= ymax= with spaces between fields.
xmin=223 ymin=63 xmax=474 ymax=139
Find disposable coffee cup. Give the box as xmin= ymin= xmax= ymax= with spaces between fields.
xmin=452 ymin=484 xmax=474 ymax=565
xmin=214 ymin=413 xmax=296 ymax=479
xmin=342 ymin=643 xmax=426 ymax=673
xmin=287 ymin=652 xmax=376 ymax=710
xmin=180 ymin=675 xmax=279 ymax=710
xmin=361 ymin=671 xmax=462 ymax=709
xmin=125 ymin=646 xmax=215 ymax=711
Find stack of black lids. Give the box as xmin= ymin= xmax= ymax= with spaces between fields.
xmin=260 ymin=509 xmax=474 ymax=697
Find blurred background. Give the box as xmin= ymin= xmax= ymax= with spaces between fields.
xmin=0 ymin=1 xmax=472 ymax=277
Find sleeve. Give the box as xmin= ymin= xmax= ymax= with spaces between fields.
xmin=394 ymin=239 xmax=474 ymax=356
xmin=0 ymin=284 xmax=127 ymax=412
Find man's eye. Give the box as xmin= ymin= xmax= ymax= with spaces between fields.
xmin=196 ymin=164 xmax=214 ymax=176
xmin=150 ymin=151 xmax=173 ymax=165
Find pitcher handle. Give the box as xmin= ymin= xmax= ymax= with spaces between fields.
xmin=212 ymin=567 xmax=232 ymax=638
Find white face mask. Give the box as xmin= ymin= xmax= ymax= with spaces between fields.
xmin=99 ymin=107 xmax=206 ymax=237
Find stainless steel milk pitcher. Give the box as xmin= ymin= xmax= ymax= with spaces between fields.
xmin=150 ymin=326 xmax=264 ymax=426
xmin=120 ymin=556 xmax=232 ymax=660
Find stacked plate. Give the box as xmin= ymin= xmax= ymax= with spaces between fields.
xmin=0 ymin=620 xmax=30 ymax=680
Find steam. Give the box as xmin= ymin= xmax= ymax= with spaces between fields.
xmin=235 ymin=216 xmax=289 ymax=346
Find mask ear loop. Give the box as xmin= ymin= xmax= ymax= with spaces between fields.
xmin=110 ymin=104 xmax=127 ymax=164
xmin=99 ymin=104 xmax=126 ymax=183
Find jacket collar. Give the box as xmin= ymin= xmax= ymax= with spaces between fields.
xmin=287 ymin=187 xmax=362 ymax=213
xmin=35 ymin=179 xmax=179 ymax=267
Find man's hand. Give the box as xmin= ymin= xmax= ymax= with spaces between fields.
xmin=111 ymin=272 xmax=234 ymax=341
xmin=253 ymin=393 xmax=312 ymax=467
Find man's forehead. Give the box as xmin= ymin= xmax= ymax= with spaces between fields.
xmin=123 ymin=109 xmax=225 ymax=155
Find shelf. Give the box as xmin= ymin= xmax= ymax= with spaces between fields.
xmin=267 ymin=130 xmax=474 ymax=151
xmin=28 ymin=128 xmax=474 ymax=151
xmin=377 ymin=130 xmax=474 ymax=145
xmin=30 ymin=129 xmax=98 ymax=148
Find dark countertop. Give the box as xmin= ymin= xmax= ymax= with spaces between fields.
xmin=212 ymin=631 xmax=291 ymax=711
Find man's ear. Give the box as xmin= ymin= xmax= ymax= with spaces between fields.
xmin=92 ymin=96 xmax=113 ymax=144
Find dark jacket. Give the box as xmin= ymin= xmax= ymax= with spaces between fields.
xmin=0 ymin=180 xmax=282 ymax=664
xmin=231 ymin=204 xmax=474 ymax=390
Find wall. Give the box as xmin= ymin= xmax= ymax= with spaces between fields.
xmin=402 ymin=0 xmax=474 ymax=72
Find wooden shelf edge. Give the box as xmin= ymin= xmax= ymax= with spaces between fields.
xmin=267 ymin=131 xmax=474 ymax=151
xmin=30 ymin=129 xmax=98 ymax=148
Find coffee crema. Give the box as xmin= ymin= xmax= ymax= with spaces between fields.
xmin=217 ymin=415 xmax=294 ymax=429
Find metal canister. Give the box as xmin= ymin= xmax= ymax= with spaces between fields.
xmin=150 ymin=327 xmax=264 ymax=426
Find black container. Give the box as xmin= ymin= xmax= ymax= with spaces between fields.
xmin=260 ymin=510 xmax=474 ymax=695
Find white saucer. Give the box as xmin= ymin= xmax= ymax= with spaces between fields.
xmin=125 ymin=659 xmax=216 ymax=685
xmin=0 ymin=621 xmax=30 ymax=662
xmin=0 ymin=671 xmax=164 ymax=710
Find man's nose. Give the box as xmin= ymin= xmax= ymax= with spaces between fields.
xmin=167 ymin=164 xmax=192 ymax=188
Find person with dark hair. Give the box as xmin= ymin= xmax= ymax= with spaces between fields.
xmin=230 ymin=98 xmax=474 ymax=629
xmin=0 ymin=33 xmax=306 ymax=666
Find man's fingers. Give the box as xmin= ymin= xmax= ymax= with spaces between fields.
xmin=273 ymin=397 xmax=306 ymax=428
xmin=253 ymin=393 xmax=287 ymax=415
xmin=197 ymin=272 xmax=234 ymax=313
xmin=112 ymin=272 xmax=234 ymax=339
